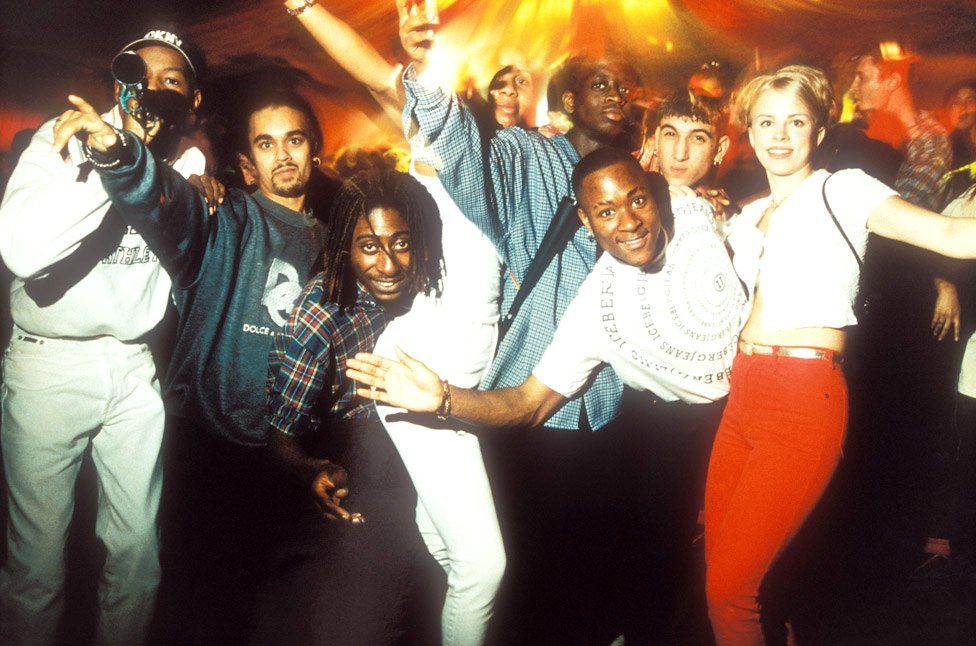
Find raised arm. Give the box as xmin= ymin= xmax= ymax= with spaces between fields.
xmin=867 ymin=195 xmax=976 ymax=259
xmin=283 ymin=0 xmax=402 ymax=121
xmin=394 ymin=0 xmax=524 ymax=249
xmin=347 ymin=348 xmax=567 ymax=428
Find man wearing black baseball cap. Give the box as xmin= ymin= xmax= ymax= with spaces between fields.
xmin=0 ymin=27 xmax=206 ymax=646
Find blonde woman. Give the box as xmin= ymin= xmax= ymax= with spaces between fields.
xmin=706 ymin=64 xmax=976 ymax=645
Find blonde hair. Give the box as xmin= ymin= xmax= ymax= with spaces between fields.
xmin=733 ymin=65 xmax=836 ymax=131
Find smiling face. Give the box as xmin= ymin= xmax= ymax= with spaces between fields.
xmin=747 ymin=88 xmax=824 ymax=179
xmin=489 ymin=67 xmax=535 ymax=128
xmin=577 ymin=161 xmax=663 ymax=269
xmin=564 ymin=61 xmax=639 ymax=143
xmin=349 ymin=206 xmax=414 ymax=305
xmin=247 ymin=105 xmax=314 ymax=201
xmin=655 ymin=115 xmax=728 ymax=187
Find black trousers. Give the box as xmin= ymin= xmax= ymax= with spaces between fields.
xmin=483 ymin=390 xmax=724 ymax=645
xmin=949 ymin=393 xmax=976 ymax=561
xmin=152 ymin=418 xmax=438 ymax=645
xmin=608 ymin=391 xmax=724 ymax=646
xmin=252 ymin=418 xmax=441 ymax=646
xmin=151 ymin=419 xmax=293 ymax=645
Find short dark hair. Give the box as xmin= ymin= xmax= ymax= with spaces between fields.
xmin=571 ymin=147 xmax=672 ymax=235
xmin=656 ymin=88 xmax=728 ymax=135
xmin=235 ymin=87 xmax=323 ymax=158
xmin=321 ymin=170 xmax=444 ymax=310
xmin=855 ymin=48 xmax=916 ymax=92
xmin=944 ymin=79 xmax=976 ymax=106
xmin=558 ymin=56 xmax=640 ymax=112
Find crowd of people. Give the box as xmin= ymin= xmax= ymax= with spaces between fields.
xmin=0 ymin=1 xmax=975 ymax=645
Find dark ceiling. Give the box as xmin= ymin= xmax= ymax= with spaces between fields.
xmin=2 ymin=0 xmax=976 ymax=152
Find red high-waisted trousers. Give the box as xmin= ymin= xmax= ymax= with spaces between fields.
xmin=704 ymin=350 xmax=847 ymax=645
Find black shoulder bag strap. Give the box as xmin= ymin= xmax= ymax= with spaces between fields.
xmin=822 ymin=172 xmax=863 ymax=271
xmin=498 ymin=196 xmax=580 ymax=342
xmin=822 ymin=172 xmax=873 ymax=324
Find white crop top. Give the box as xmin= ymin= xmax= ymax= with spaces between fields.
xmin=727 ymin=168 xmax=897 ymax=331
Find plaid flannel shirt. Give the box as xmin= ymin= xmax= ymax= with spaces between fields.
xmin=267 ymin=275 xmax=386 ymax=438
xmin=895 ymin=111 xmax=951 ymax=210
xmin=402 ymin=64 xmax=622 ymax=431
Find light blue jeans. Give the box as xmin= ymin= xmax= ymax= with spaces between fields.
xmin=0 ymin=328 xmax=164 ymax=646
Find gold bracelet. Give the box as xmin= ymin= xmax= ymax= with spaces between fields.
xmin=286 ymin=0 xmax=317 ymax=17
xmin=435 ymin=379 xmax=451 ymax=420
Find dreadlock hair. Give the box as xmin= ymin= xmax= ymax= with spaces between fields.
xmin=321 ymin=169 xmax=443 ymax=310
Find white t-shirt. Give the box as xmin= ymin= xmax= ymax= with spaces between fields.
xmin=533 ymin=197 xmax=745 ymax=404
xmin=410 ymin=169 xmax=502 ymax=325
xmin=728 ymin=168 xmax=896 ymax=331
xmin=372 ymin=163 xmax=503 ymax=389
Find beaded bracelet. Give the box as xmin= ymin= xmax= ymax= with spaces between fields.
xmin=435 ymin=379 xmax=452 ymax=420
xmin=286 ymin=0 xmax=317 ymax=17
xmin=82 ymin=126 xmax=127 ymax=169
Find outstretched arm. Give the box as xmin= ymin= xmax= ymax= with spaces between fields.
xmin=283 ymin=0 xmax=403 ymax=121
xmin=347 ymin=348 xmax=567 ymax=428
xmin=51 ymin=94 xmax=219 ymax=289
xmin=868 ymin=195 xmax=976 ymax=259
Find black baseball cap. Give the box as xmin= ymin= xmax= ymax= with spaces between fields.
xmin=117 ymin=29 xmax=197 ymax=77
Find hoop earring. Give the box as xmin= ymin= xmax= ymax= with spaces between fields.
xmin=312 ymin=157 xmax=321 ymax=167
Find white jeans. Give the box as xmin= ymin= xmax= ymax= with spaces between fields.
xmin=375 ymin=306 xmax=505 ymax=646
xmin=0 ymin=327 xmax=164 ymax=646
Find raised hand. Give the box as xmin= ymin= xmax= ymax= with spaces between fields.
xmin=51 ymin=95 xmax=119 ymax=155
xmin=346 ymin=346 xmax=443 ymax=412
xmin=635 ymin=135 xmax=658 ymax=172
xmin=396 ymin=0 xmax=438 ymax=66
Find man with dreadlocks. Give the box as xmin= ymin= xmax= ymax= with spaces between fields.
xmin=255 ymin=168 xmax=444 ymax=644
xmin=61 ymin=86 xmax=329 ymax=643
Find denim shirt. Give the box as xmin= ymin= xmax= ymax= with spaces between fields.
xmin=402 ymin=64 xmax=621 ymax=430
